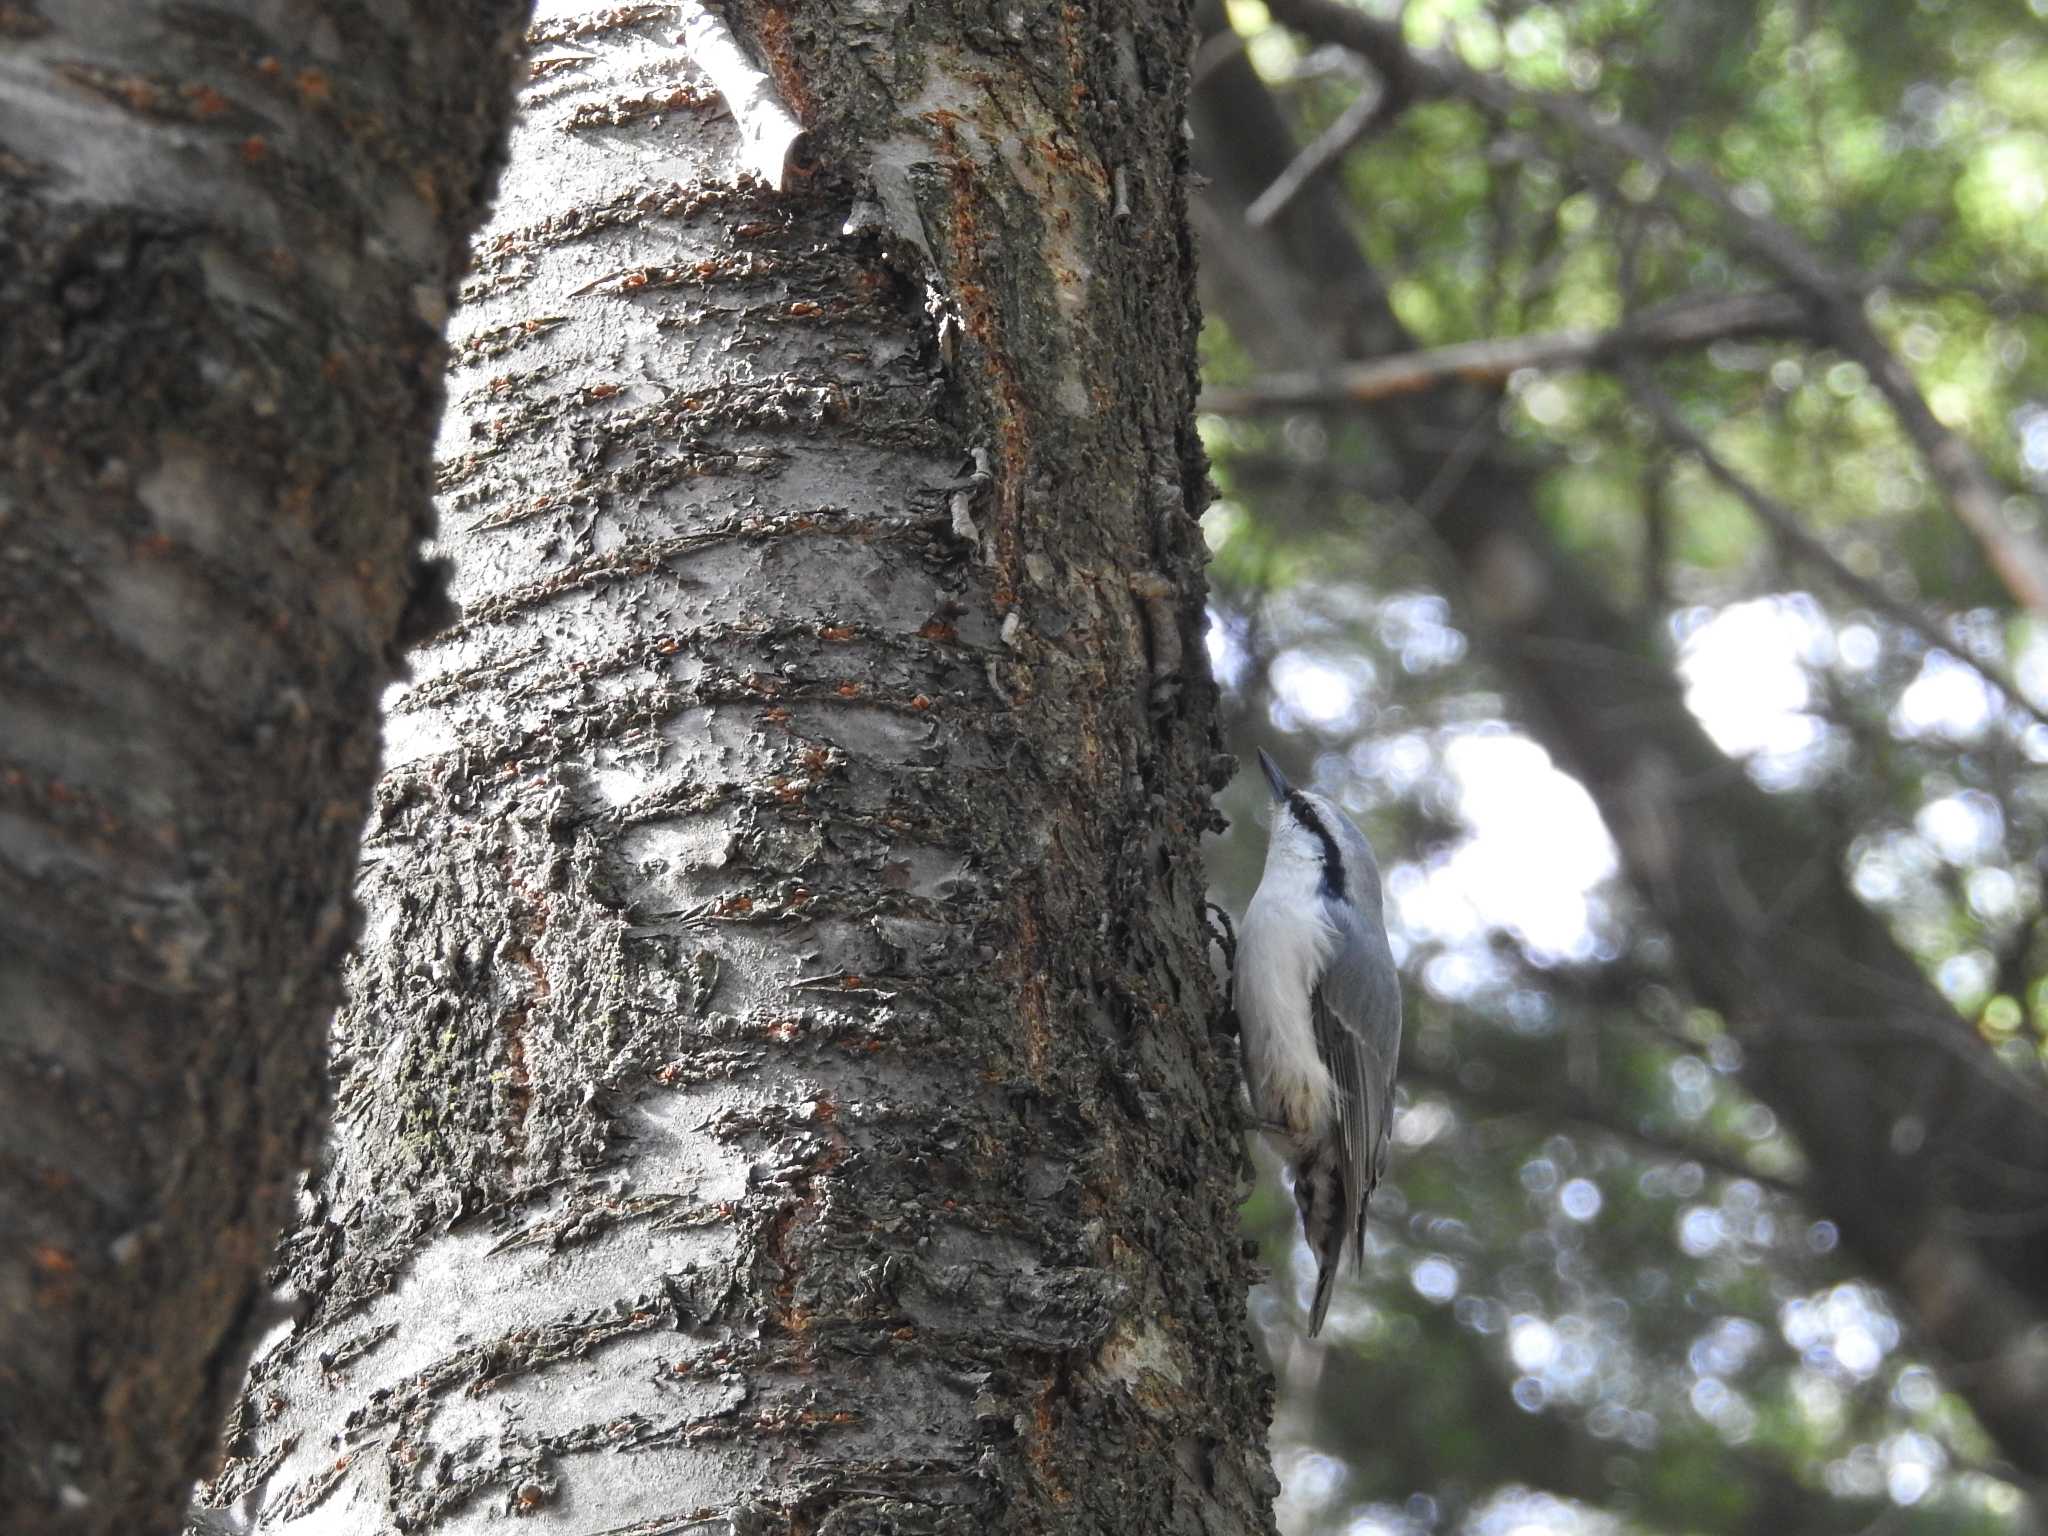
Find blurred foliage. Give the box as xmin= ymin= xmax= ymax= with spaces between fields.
xmin=1195 ymin=0 xmax=2048 ymax=1532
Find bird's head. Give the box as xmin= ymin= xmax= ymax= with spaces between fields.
xmin=1256 ymin=748 xmax=1382 ymax=906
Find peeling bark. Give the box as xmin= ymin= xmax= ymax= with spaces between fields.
xmin=0 ymin=4 xmax=530 ymax=1531
xmin=204 ymin=3 xmax=1268 ymax=1532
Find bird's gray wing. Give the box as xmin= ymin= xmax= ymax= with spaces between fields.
xmin=1310 ymin=897 xmax=1402 ymax=1267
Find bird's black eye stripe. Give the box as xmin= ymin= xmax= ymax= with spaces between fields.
xmin=1288 ymin=792 xmax=1347 ymax=902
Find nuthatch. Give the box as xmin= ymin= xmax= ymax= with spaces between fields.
xmin=1237 ymin=749 xmax=1402 ymax=1335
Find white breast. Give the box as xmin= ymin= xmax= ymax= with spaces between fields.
xmin=1236 ymin=872 xmax=1337 ymax=1145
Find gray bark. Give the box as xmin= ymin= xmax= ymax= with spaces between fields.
xmin=0 ymin=4 xmax=530 ymax=1531
xmin=203 ymin=3 xmax=1268 ymax=1532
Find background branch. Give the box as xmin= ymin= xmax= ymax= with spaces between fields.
xmin=1247 ymin=72 xmax=1408 ymax=228
xmin=1625 ymin=361 xmax=2048 ymax=734
xmin=1202 ymin=290 xmax=1811 ymax=412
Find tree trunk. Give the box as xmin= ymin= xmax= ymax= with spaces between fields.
xmin=0 ymin=5 xmax=529 ymax=1530
xmin=204 ymin=3 xmax=1270 ymax=1531
xmin=1191 ymin=16 xmax=2048 ymax=1503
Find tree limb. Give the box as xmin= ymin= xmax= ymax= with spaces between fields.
xmin=1202 ymin=290 xmax=1812 ymax=413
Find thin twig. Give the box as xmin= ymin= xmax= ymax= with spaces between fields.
xmin=675 ymin=0 xmax=805 ymax=190
xmin=1247 ymin=80 xmax=1397 ymax=228
xmin=1201 ymin=290 xmax=1810 ymax=413
xmin=1409 ymin=411 xmax=1496 ymax=524
xmin=1625 ymin=361 xmax=2048 ymax=734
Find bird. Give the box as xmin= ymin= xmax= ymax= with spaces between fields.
xmin=1236 ymin=748 xmax=1402 ymax=1336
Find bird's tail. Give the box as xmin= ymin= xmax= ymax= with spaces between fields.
xmin=1294 ymin=1138 xmax=1351 ymax=1337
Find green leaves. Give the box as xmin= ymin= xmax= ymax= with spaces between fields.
xmin=1202 ymin=0 xmax=2048 ymax=1528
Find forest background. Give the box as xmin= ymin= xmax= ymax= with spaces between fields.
xmin=1194 ymin=0 xmax=2048 ymax=1532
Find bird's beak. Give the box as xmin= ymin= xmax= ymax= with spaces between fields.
xmin=1257 ymin=748 xmax=1291 ymax=802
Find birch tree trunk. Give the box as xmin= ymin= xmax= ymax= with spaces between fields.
xmin=203 ymin=3 xmax=1269 ymax=1531
xmin=0 ymin=5 xmax=529 ymax=1530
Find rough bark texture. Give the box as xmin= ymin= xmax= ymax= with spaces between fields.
xmin=0 ymin=4 xmax=530 ymax=1530
xmin=1192 ymin=10 xmax=2048 ymax=1500
xmin=203 ymin=3 xmax=1269 ymax=1532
